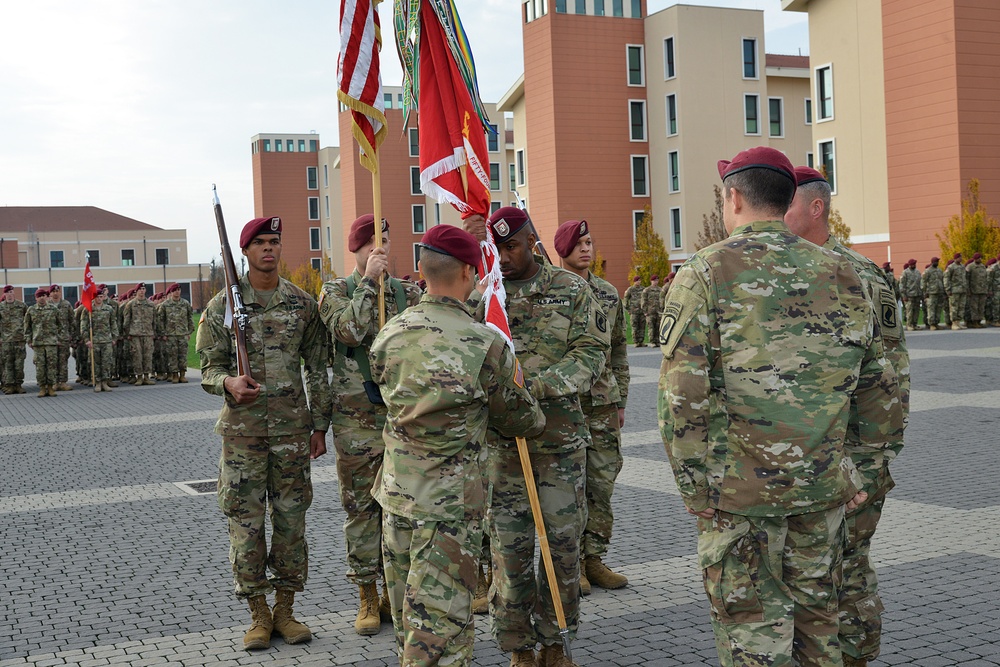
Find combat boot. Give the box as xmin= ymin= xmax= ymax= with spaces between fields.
xmin=538 ymin=644 xmax=579 ymax=667
xmin=132 ymin=376 xmax=142 ymax=385
xmin=243 ymin=595 xmax=272 ymax=650
xmin=272 ymin=589 xmax=311 ymax=644
xmin=94 ymin=383 xmax=101 ymax=393
xmin=47 ymin=385 xmax=58 ymax=397
xmin=178 ymin=373 xmax=189 ymax=383
xmin=102 ymin=381 xmax=113 ymax=392
xmin=509 ymin=649 xmax=536 ymax=666
xmin=14 ymin=385 xmax=25 ymax=394
xmin=354 ymin=582 xmax=381 ymax=635
xmin=170 ymin=372 xmax=180 ymax=383
xmin=56 ymin=382 xmax=73 ymax=391
xmin=472 ymin=561 xmax=491 ymax=614
xmin=37 ymin=386 xmax=47 ymax=398
xmin=842 ymin=657 xmax=867 ymax=667
xmin=952 ymin=323 xmax=961 ymax=330
xmin=585 ymin=555 xmax=628 ymax=590
xmin=579 ymin=564 xmax=591 ymax=596
xmin=2 ymin=385 xmax=11 ymax=395
xmin=106 ymin=380 xmax=119 ymax=388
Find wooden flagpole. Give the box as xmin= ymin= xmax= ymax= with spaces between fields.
xmin=372 ymin=152 xmax=386 ymax=329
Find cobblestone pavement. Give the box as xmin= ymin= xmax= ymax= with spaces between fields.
xmin=1 ymin=330 xmax=998 ymax=666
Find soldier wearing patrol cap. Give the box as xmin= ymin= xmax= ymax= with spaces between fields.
xmin=622 ymin=276 xmax=646 ymax=346
xmin=482 ymin=205 xmax=607 ymax=667
xmin=554 ymin=218 xmax=631 ymax=594
xmin=198 ymin=215 xmax=331 ymax=650
xmin=318 ymin=214 xmax=422 ymax=636
xmin=660 ymin=148 xmax=902 ymax=667
xmin=370 ymin=224 xmax=545 ymax=667
xmin=0 ymin=285 xmax=28 ymax=394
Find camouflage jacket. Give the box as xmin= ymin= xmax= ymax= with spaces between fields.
xmin=622 ymin=284 xmax=643 ymax=312
xmin=54 ymin=298 xmax=75 ymax=343
xmin=989 ymin=264 xmax=1000 ymax=294
xmin=900 ymin=267 xmax=922 ymax=298
xmin=945 ymin=261 xmax=968 ymax=293
xmin=659 ymin=220 xmax=902 ymax=517
xmin=159 ymin=298 xmax=194 ymax=337
xmin=197 ymin=276 xmax=331 ymax=437
xmin=123 ymin=298 xmax=157 ymax=336
xmin=319 ymin=269 xmax=422 ymax=431
xmin=641 ymin=284 xmax=662 ymax=316
xmin=81 ymin=303 xmax=119 ymax=344
xmin=921 ymin=266 xmax=945 ymax=295
xmin=370 ymin=295 xmax=545 ymax=522
xmin=659 ymin=281 xmax=672 ymax=310
xmin=24 ymin=303 xmax=61 ymax=346
xmin=585 ymin=272 xmax=629 ymax=408
xmin=0 ymin=299 xmax=28 ymax=343
xmin=968 ymin=261 xmax=989 ymax=294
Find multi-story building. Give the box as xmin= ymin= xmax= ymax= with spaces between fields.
xmin=0 ymin=207 xmax=211 ymax=307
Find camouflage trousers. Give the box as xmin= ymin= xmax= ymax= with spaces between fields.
xmin=645 ymin=313 xmax=660 ymax=347
xmin=925 ymin=294 xmax=943 ymax=327
xmin=969 ymin=293 xmax=987 ymax=324
xmin=383 ymin=512 xmax=481 ymax=667
xmin=334 ymin=425 xmax=385 ymax=585
xmin=130 ymin=335 xmax=153 ymax=375
xmin=986 ymin=293 xmax=997 ymax=324
xmin=33 ymin=345 xmax=58 ymax=386
xmin=57 ymin=343 xmax=71 ymax=383
xmin=164 ymin=336 xmax=188 ymax=374
xmin=904 ymin=298 xmax=921 ymax=328
xmin=697 ymin=507 xmax=846 ymax=667
xmin=117 ymin=338 xmax=131 ymax=378
xmin=487 ymin=446 xmax=586 ymax=652
xmin=628 ymin=310 xmax=645 ymax=345
xmin=217 ymin=434 xmax=313 ymax=599
xmin=942 ymin=294 xmax=952 ymax=325
xmin=949 ymin=292 xmax=967 ymax=324
xmin=581 ymin=402 xmax=623 ymax=558
xmin=840 ymin=498 xmax=886 ymax=662
xmin=75 ymin=340 xmax=90 ymax=381
xmin=2 ymin=341 xmax=26 ymax=385
xmin=92 ymin=343 xmax=114 ymax=382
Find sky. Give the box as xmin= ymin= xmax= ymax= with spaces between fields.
xmin=0 ymin=0 xmax=807 ymax=265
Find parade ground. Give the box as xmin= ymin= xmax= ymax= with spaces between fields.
xmin=1 ymin=329 xmax=999 ymax=666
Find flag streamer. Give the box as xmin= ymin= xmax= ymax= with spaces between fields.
xmin=339 ymin=0 xmax=389 ymax=173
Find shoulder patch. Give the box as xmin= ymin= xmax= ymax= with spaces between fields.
xmin=879 ymin=289 xmax=898 ymax=331
xmin=513 ymin=358 xmax=524 ymax=388
xmin=198 ymin=311 xmax=206 ymax=326
xmin=595 ymin=311 xmax=607 ymax=333
xmin=658 ymin=285 xmax=703 ymax=358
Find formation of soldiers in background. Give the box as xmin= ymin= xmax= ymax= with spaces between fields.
xmin=0 ymin=281 xmax=194 ymax=397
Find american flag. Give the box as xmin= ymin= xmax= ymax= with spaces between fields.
xmin=338 ymin=0 xmax=387 ymax=173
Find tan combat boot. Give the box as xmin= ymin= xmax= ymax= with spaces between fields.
xmin=585 ymin=555 xmax=628 ymax=590
xmin=272 ymin=589 xmax=311 ymax=644
xmin=56 ymin=382 xmax=73 ymax=391
xmin=509 ymin=649 xmax=536 ymax=666
xmin=47 ymin=385 xmax=58 ymax=397
xmin=94 ymin=383 xmax=101 ymax=393
xmin=538 ymin=644 xmax=579 ymax=667
xmin=579 ymin=562 xmax=591 ymax=596
xmin=178 ymin=373 xmax=189 ymax=383
xmin=170 ymin=372 xmax=180 ymax=383
xmin=354 ymin=582 xmax=381 ymax=635
xmin=243 ymin=595 xmax=272 ymax=650
xmin=37 ymin=386 xmax=47 ymax=398
xmin=145 ymin=374 xmax=157 ymax=385
xmin=14 ymin=384 xmax=25 ymax=394
xmin=472 ymin=562 xmax=491 ymax=614
xmin=106 ymin=379 xmax=119 ymax=388
xmin=842 ymin=657 xmax=868 ymax=667
xmin=102 ymin=381 xmax=113 ymax=392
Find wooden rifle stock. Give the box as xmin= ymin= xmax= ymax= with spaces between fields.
xmin=212 ymin=185 xmax=251 ymax=378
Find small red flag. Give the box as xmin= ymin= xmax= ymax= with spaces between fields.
xmin=82 ymin=262 xmax=98 ymax=312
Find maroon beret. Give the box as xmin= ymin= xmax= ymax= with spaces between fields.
xmin=907 ymin=259 xmax=916 ymax=266
xmin=240 ymin=216 xmax=282 ymax=248
xmin=718 ymin=146 xmax=796 ymax=184
xmin=166 ymin=283 xmax=180 ymax=294
xmin=966 ymin=259 xmax=973 ymax=265
xmin=632 ymin=276 xmax=640 ymax=283
xmin=2 ymin=285 xmax=12 ymax=293
xmin=418 ymin=225 xmax=481 ymax=268
xmin=348 ymin=214 xmax=389 ymax=253
xmin=667 ymin=271 xmax=676 ymax=280
xmin=488 ymin=207 xmax=530 ymax=242
xmin=882 ymin=262 xmax=891 ymax=269
xmin=651 ymin=275 xmax=659 ymax=281
xmin=954 ymin=252 xmax=962 ymax=259
xmin=75 ymin=301 xmax=81 ymax=308
xmin=96 ymin=283 xmax=106 ymax=291
xmin=931 ymin=256 xmax=939 ymax=262
xmin=554 ymin=220 xmax=589 ymax=258
xmin=974 ymin=252 xmax=982 ymax=260
xmin=988 ymin=258 xmax=997 ymax=266
xmin=793 ymin=166 xmax=828 ymax=187
xmin=35 ymin=288 xmax=48 ymax=297
xmin=49 ymin=284 xmax=60 ymax=292
xmin=135 ymin=282 xmax=146 ymax=291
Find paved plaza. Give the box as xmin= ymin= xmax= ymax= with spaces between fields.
xmin=1 ymin=329 xmax=999 ymax=666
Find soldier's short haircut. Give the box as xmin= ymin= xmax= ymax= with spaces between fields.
xmin=418 ymin=250 xmax=464 ymax=283
xmin=724 ymin=168 xmax=796 ymax=217
xmin=799 ymin=180 xmax=832 ymax=221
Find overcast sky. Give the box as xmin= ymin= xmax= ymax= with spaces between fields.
xmin=0 ymin=0 xmax=807 ymax=265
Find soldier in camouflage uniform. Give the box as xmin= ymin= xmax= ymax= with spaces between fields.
xmin=622 ymin=276 xmax=645 ymax=346
xmin=370 ymin=225 xmax=545 ymax=667
xmin=881 ymin=263 xmax=901 ymax=302
xmin=659 ymin=149 xmax=902 ymax=667
xmin=474 ymin=206 xmax=607 ymax=667
xmin=967 ymin=252 xmax=989 ymax=327
xmin=945 ymin=252 xmax=968 ymax=329
xmin=117 ymin=288 xmax=132 ymax=383
xmin=641 ymin=275 xmax=662 ymax=347
xmin=659 ymin=271 xmax=675 ymax=312
xmin=73 ymin=300 xmax=90 ymax=385
xmin=81 ymin=291 xmax=119 ymax=392
xmin=986 ymin=258 xmax=1000 ymax=326
xmin=159 ymin=283 xmax=195 ymax=383
xmin=921 ymin=258 xmax=945 ymax=330
xmin=123 ymin=283 xmax=157 ymax=384
xmin=151 ymin=292 xmax=166 ymax=380
xmin=47 ymin=285 xmax=75 ymax=391
xmin=24 ymin=288 xmax=62 ymax=397
xmin=318 ymin=214 xmax=422 ymax=636
xmin=0 ymin=285 xmax=28 ymax=394
xmin=554 ymin=219 xmax=631 ymax=594
xmin=900 ymin=259 xmax=922 ymax=330
xmin=198 ymin=216 xmax=331 ymax=651
xmin=786 ymin=166 xmax=908 ymax=667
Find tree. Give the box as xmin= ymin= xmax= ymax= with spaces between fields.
xmin=828 ymin=208 xmax=852 ymax=247
xmin=279 ymin=258 xmax=336 ymax=299
xmin=696 ymin=185 xmax=728 ymax=249
xmin=628 ymin=205 xmax=673 ymax=283
xmin=937 ymin=179 xmax=1000 ymax=261
xmin=592 ymin=248 xmax=607 ymax=279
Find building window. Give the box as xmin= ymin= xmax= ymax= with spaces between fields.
xmin=666 ymin=94 xmax=678 ymax=135
xmin=310 ymin=139 xmax=318 ymax=152
xmin=575 ymin=0 xmax=585 ymax=12
xmin=263 ymin=139 xmax=271 ymax=152
xmin=595 ymin=0 xmax=605 ymax=16
xmin=516 ymin=150 xmax=526 ymax=186
xmin=86 ymin=250 xmax=100 ymax=267
xmin=805 ymin=98 xmax=812 ymax=125
xmin=327 ymin=227 xmax=332 ymax=248
xmin=817 ymin=65 xmax=833 ymax=120
xmin=631 ymin=0 xmax=640 ymax=17
xmin=509 ymin=163 xmax=517 ymax=191
xmin=323 ymin=164 xmax=329 ymax=187
xmin=664 ymin=37 xmax=675 ymax=79
xmin=633 ymin=210 xmax=645 ymax=242
xmin=121 ymin=249 xmax=135 ymax=266
xmin=819 ymin=140 xmax=836 ymax=193
xmin=629 ymin=100 xmax=646 ymax=141
xmin=412 ymin=205 xmax=425 ymax=234
xmin=308 ymin=228 xmax=320 ymax=251
xmin=298 ymin=139 xmax=305 ymax=152
xmin=490 ymin=163 xmax=502 ymax=191
xmin=806 ymin=152 xmax=814 ymax=168
xmin=556 ymin=0 xmax=567 ymax=12
xmin=491 ymin=201 xmax=502 ymax=214
xmin=488 ymin=123 xmax=499 ymax=152
xmin=287 ymin=140 xmax=294 ymax=152
xmin=435 ymin=203 xmax=441 ymax=224
xmin=668 ymin=151 xmax=680 ymax=193
xmin=311 ymin=258 xmax=322 ymax=271
xmin=308 ymin=197 xmax=319 ymax=220
xmin=155 ymin=248 xmax=169 ymax=265
xmin=742 ymin=38 xmax=758 ymax=79
xmin=744 ymin=94 xmax=760 ymax=135
xmin=384 ymin=92 xmax=394 ymax=109
xmin=768 ymin=98 xmax=783 ymax=137
xmin=413 ymin=244 xmax=421 ymax=272
xmin=631 ymin=155 xmax=648 ymax=197
xmin=275 ymin=140 xmax=283 ymax=152
xmin=325 ymin=195 xmax=330 ymax=219
xmin=613 ymin=0 xmax=624 ymax=16
xmin=49 ymin=250 xmax=64 ymax=268
xmin=410 ymin=166 xmax=422 ymax=195
xmin=627 ymin=45 xmax=644 ymax=86
xmin=307 ymin=166 xmax=318 ymax=189
xmin=409 ymin=128 xmax=419 ymax=157
xmin=670 ymin=208 xmax=682 ymax=249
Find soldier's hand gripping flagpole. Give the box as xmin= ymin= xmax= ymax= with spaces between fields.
xmin=212 ymin=186 xmax=254 ymax=386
